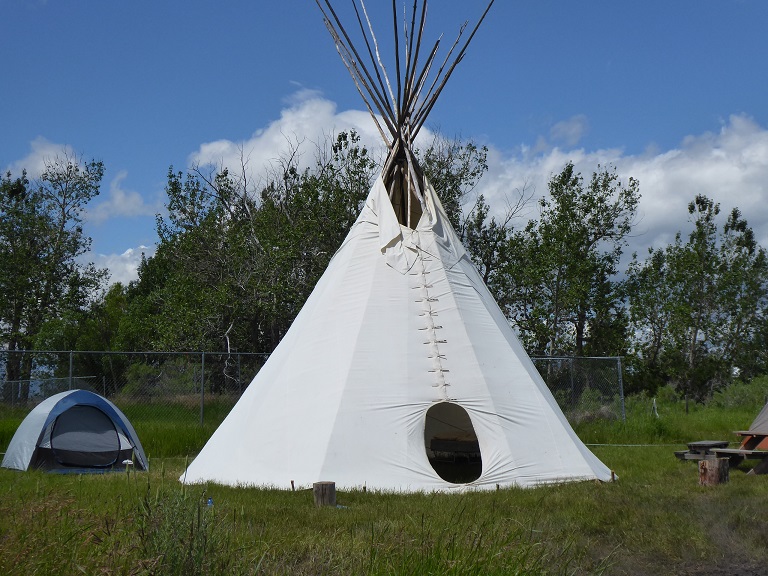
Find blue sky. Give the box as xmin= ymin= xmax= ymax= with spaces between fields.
xmin=3 ymin=0 xmax=768 ymax=284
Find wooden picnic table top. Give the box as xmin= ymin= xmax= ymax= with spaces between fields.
xmin=687 ymin=440 xmax=729 ymax=451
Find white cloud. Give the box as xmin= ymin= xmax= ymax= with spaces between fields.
xmin=92 ymin=246 xmax=154 ymax=286
xmin=189 ymin=91 xmax=396 ymax=183
xmin=479 ymin=114 xmax=768 ymax=259
xmin=88 ymin=170 xmax=162 ymax=224
xmin=549 ymin=115 xmax=589 ymax=148
xmin=620 ymin=114 xmax=768 ymax=252
xmin=6 ymin=137 xmax=74 ymax=178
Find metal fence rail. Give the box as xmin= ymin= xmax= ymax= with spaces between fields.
xmin=0 ymin=350 xmax=269 ymax=425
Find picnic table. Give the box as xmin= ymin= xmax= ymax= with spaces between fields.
xmin=674 ymin=436 xmax=768 ymax=474
xmin=674 ymin=440 xmax=729 ymax=461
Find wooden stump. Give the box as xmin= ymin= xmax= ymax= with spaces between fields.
xmin=313 ymin=481 xmax=336 ymax=507
xmin=699 ymin=457 xmax=729 ymax=486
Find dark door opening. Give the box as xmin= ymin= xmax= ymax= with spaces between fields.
xmin=424 ymin=402 xmax=482 ymax=484
xmin=51 ymin=405 xmax=120 ymax=467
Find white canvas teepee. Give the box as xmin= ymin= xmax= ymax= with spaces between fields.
xmin=181 ymin=0 xmax=613 ymax=490
xmin=182 ymin=177 xmax=612 ymax=490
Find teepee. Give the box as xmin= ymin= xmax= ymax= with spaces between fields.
xmin=181 ymin=0 xmax=612 ymax=491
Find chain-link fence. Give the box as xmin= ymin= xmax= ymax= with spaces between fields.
xmin=0 ymin=350 xmax=269 ymax=424
xmin=531 ymin=356 xmax=625 ymax=423
xmin=0 ymin=351 xmax=624 ymax=444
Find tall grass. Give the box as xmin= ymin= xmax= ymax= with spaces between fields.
xmin=574 ymin=380 xmax=768 ymax=446
xmin=0 ymin=464 xmax=611 ymax=575
xmin=2 ymin=381 xmax=768 ymax=574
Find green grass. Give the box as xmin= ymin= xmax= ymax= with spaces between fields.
xmin=2 ymin=387 xmax=768 ymax=574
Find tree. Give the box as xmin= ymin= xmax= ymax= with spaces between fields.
xmin=503 ymin=162 xmax=640 ymax=356
xmin=711 ymin=207 xmax=768 ymax=379
xmin=624 ymin=249 xmax=675 ymax=393
xmin=0 ymin=155 xmax=107 ymax=400
xmin=626 ymin=195 xmax=768 ymax=398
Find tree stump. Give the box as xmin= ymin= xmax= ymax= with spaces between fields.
xmin=699 ymin=457 xmax=729 ymax=486
xmin=313 ymin=481 xmax=336 ymax=507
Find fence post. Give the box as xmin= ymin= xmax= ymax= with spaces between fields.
xmin=69 ymin=351 xmax=74 ymax=390
xmin=200 ymin=351 xmax=205 ymax=426
xmin=617 ymin=356 xmax=626 ymax=422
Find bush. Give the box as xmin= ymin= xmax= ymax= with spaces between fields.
xmin=710 ymin=376 xmax=768 ymax=410
xmin=121 ymin=359 xmax=200 ymax=399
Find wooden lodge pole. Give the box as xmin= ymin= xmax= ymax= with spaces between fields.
xmin=313 ymin=481 xmax=336 ymax=507
xmin=699 ymin=457 xmax=729 ymax=486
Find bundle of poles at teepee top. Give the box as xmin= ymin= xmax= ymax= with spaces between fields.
xmin=315 ymin=0 xmax=495 ymax=229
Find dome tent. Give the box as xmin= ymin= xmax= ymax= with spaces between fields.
xmin=2 ymin=389 xmax=148 ymax=473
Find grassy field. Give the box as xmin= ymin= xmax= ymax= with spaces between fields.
xmin=2 ymin=383 xmax=768 ymax=575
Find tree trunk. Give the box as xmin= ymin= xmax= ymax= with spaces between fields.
xmin=20 ymin=352 xmax=33 ymax=401
xmin=699 ymin=458 xmax=729 ymax=486
xmin=575 ymin=309 xmax=586 ymax=357
xmin=313 ymin=482 xmax=336 ymax=507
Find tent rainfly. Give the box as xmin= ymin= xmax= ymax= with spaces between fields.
xmin=2 ymin=390 xmax=148 ymax=473
xmin=181 ymin=0 xmax=613 ymax=491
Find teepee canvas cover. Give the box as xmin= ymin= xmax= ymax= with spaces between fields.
xmin=182 ymin=178 xmax=612 ymax=490
xmin=182 ymin=0 xmax=612 ymax=490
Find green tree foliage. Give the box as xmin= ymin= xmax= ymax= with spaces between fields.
xmin=502 ymin=162 xmax=640 ymax=357
xmin=35 ymin=283 xmax=131 ymax=395
xmin=0 ymin=156 xmax=107 ymax=399
xmin=626 ymin=195 xmax=768 ymax=399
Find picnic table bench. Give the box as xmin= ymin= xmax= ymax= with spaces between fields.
xmin=709 ymin=448 xmax=768 ymax=472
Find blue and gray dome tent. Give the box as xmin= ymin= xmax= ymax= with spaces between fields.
xmin=2 ymin=389 xmax=148 ymax=473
